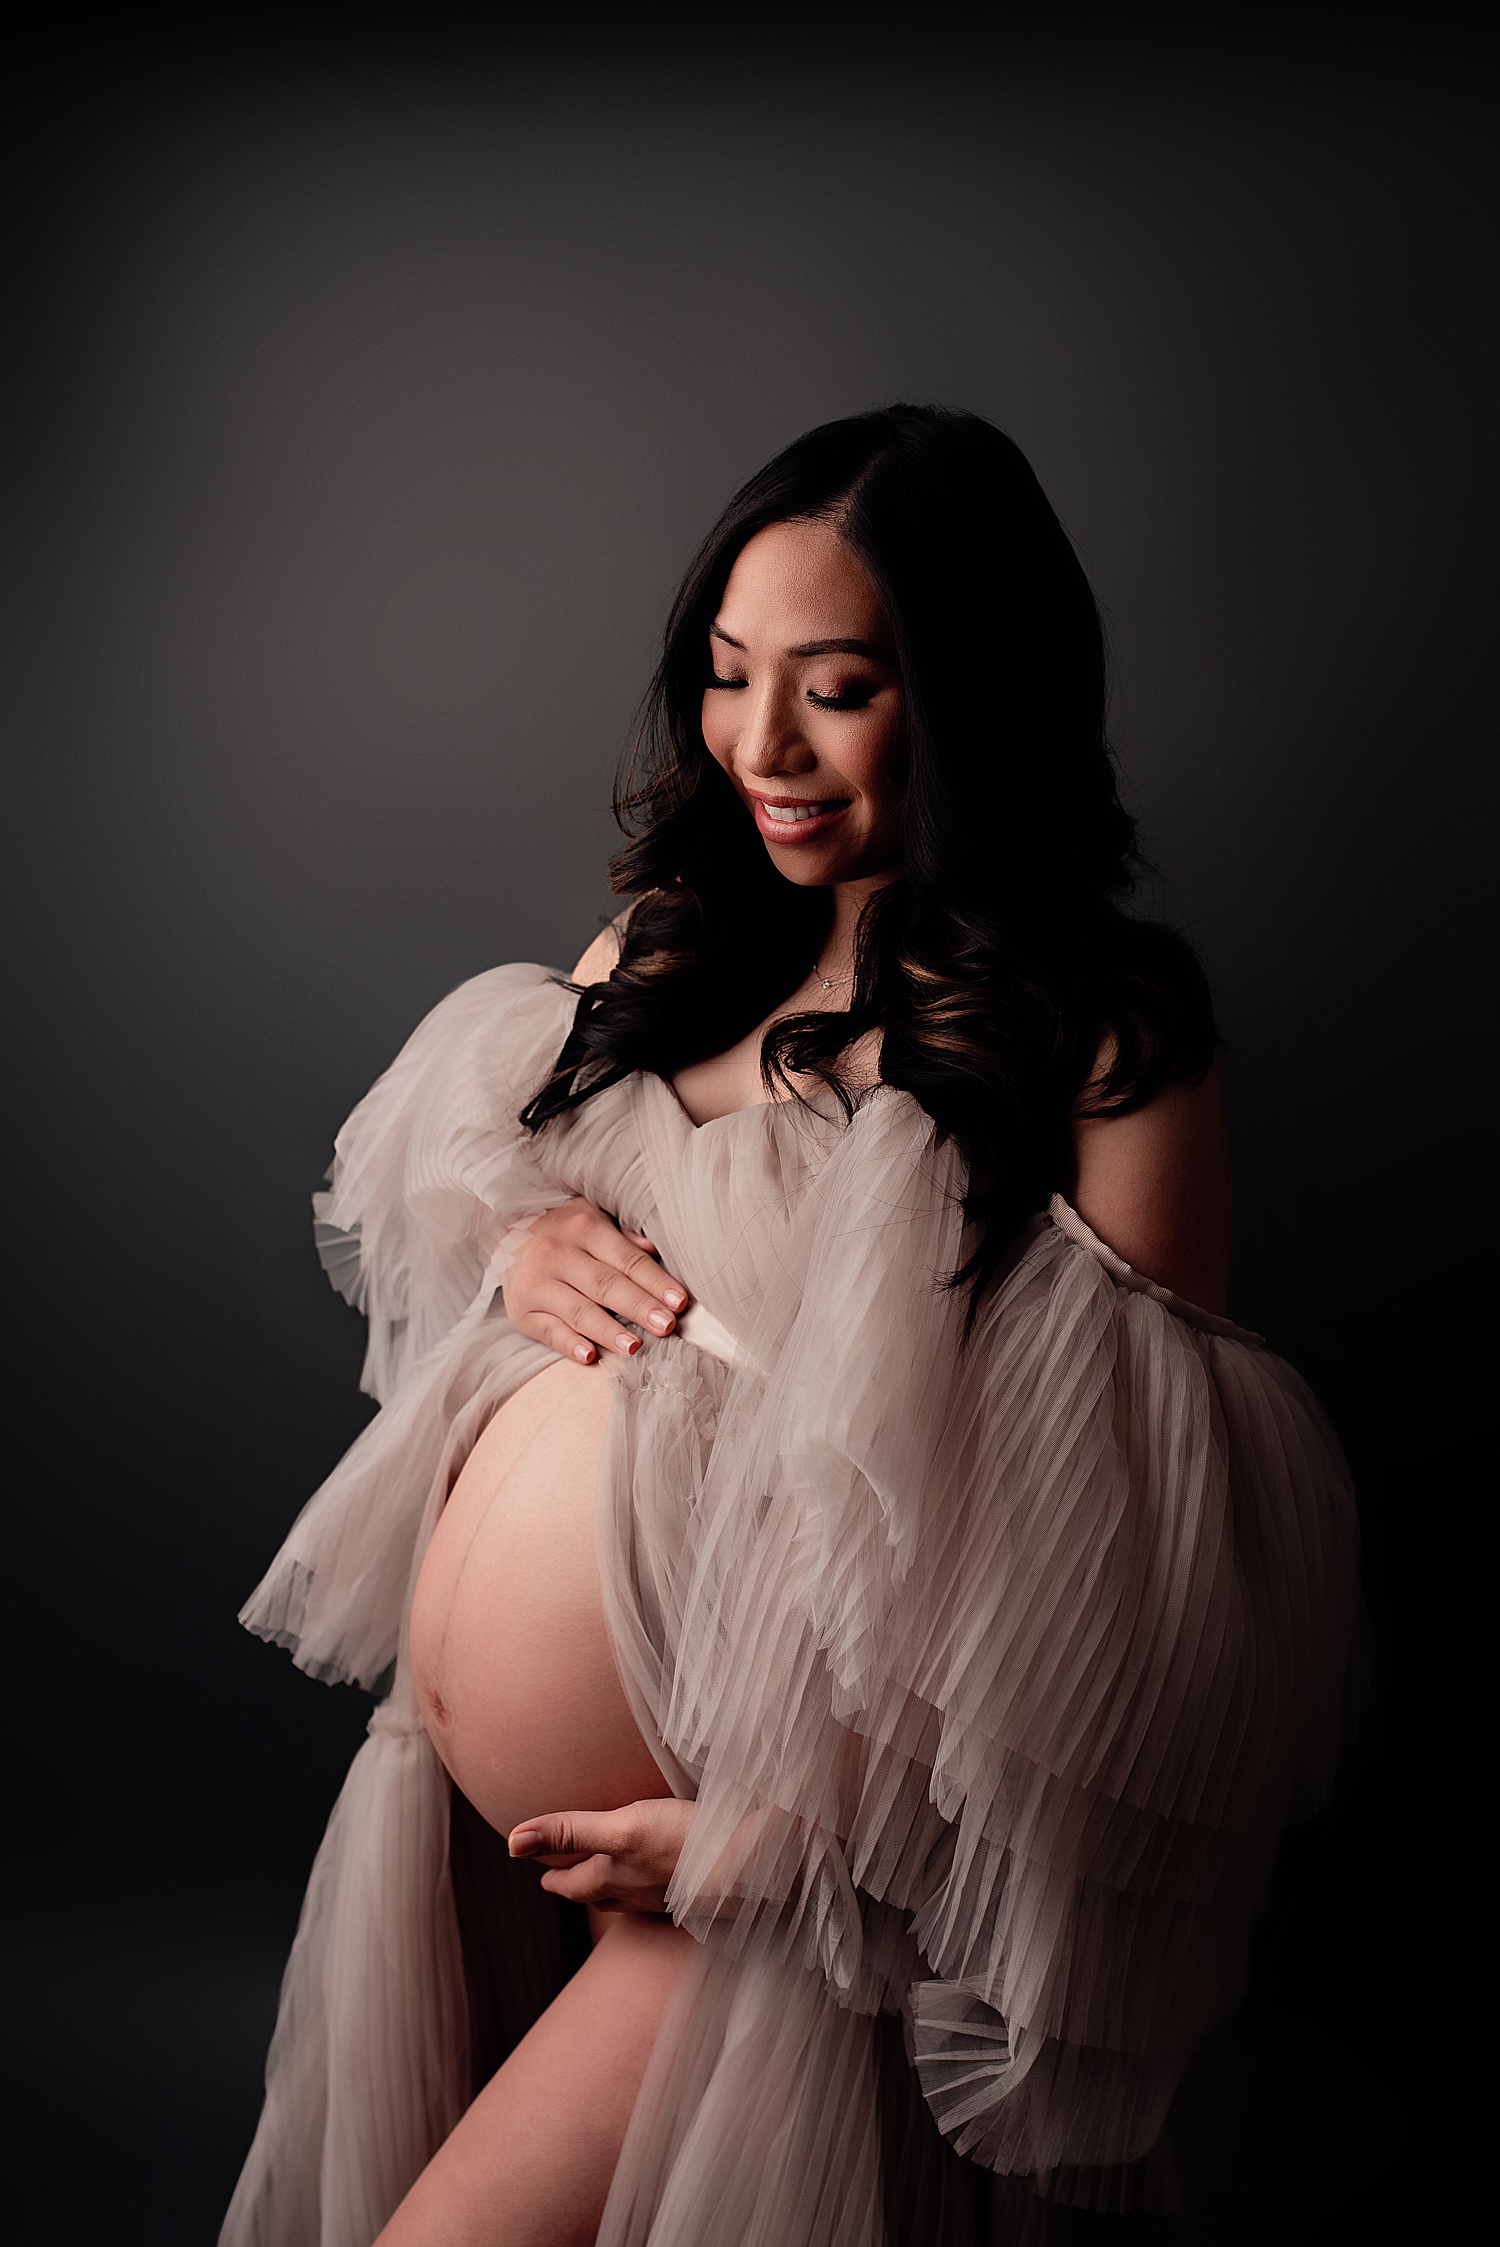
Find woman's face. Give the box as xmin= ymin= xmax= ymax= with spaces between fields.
xmin=701 ymin=518 xmax=905 ymax=889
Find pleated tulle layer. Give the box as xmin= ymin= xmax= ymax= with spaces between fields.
xmin=227 ymin=964 xmax=1362 ymax=2245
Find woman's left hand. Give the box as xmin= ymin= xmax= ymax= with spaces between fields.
xmin=507 ymin=1797 xmax=695 ymax=1913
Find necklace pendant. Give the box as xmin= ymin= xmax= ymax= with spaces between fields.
xmin=819 ymin=976 xmax=833 ymax=990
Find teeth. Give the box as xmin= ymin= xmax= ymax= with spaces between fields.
xmin=764 ymin=801 xmax=840 ymax=823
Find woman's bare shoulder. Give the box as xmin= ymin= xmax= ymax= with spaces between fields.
xmin=1069 ymin=1056 xmax=1232 ymax=1314
xmin=570 ymin=904 xmax=636 ymax=985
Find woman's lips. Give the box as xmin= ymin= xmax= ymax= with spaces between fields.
xmin=748 ymin=792 xmax=853 ymax=845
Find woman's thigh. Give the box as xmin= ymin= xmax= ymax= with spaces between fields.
xmin=374 ymin=1914 xmax=695 ymax=2247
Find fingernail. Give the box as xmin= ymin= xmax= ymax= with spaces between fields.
xmin=664 ymin=1288 xmax=687 ymax=1310
xmin=647 ymin=1310 xmax=673 ymax=1333
xmin=508 ymin=1831 xmax=540 ymax=1857
xmin=616 ymin=1333 xmax=639 ymax=1354
xmin=575 ymin=1343 xmax=594 ymax=1363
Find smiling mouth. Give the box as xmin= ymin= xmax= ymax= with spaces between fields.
xmin=749 ymin=792 xmax=853 ymax=839
xmin=763 ymin=800 xmax=846 ymax=824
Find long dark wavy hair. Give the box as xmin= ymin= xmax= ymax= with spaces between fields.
xmin=521 ymin=405 xmax=1216 ymax=1315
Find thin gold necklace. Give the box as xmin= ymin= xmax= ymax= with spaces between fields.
xmin=811 ymin=957 xmax=853 ymax=993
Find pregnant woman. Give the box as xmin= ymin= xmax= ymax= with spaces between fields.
xmin=222 ymin=407 xmax=1361 ymax=2247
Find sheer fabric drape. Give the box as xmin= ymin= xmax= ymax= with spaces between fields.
xmin=224 ymin=965 xmax=1361 ymax=2247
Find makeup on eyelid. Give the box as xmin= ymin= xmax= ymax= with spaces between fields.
xmin=700 ymin=519 xmax=906 ymax=889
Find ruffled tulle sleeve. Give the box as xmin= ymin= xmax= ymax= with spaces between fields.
xmin=651 ymin=1092 xmax=1362 ymax=2195
xmin=238 ymin=963 xmax=576 ymax=1691
xmin=312 ymin=962 xmax=579 ymax=1405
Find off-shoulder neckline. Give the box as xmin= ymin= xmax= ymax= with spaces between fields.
xmin=1045 ymin=1196 xmax=1264 ymax=1347
xmin=657 ymin=1076 xmax=780 ymax=1132
xmin=644 ymin=1070 xmax=1261 ymax=1346
xmin=653 ymin=1070 xmax=859 ymax=1134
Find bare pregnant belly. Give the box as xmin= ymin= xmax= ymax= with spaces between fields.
xmin=410 ymin=1358 xmax=672 ymax=1839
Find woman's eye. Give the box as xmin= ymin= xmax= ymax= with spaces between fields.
xmin=807 ymin=683 xmax=877 ymax=711
xmin=706 ymin=673 xmax=747 ymax=690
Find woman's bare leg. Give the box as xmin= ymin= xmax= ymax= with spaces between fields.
xmin=374 ymin=1914 xmax=694 ymax=2247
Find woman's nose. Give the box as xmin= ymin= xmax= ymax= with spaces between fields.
xmin=735 ymin=680 xmax=814 ymax=777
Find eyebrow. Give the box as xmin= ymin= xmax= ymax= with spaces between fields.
xmin=710 ymin=625 xmax=891 ymax=661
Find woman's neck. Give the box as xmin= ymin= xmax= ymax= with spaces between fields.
xmin=820 ymin=872 xmax=897 ymax=981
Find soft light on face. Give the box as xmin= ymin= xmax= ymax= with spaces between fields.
xmin=701 ymin=518 xmax=905 ymax=889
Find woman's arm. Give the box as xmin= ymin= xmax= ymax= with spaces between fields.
xmin=1069 ymin=1059 xmax=1233 ymax=1314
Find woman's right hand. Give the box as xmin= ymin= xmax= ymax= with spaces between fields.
xmin=501 ymin=1198 xmax=690 ymax=1365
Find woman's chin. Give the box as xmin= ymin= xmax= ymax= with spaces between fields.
xmin=765 ymin=846 xmax=846 ymax=887
xmin=763 ymin=841 xmax=899 ymax=890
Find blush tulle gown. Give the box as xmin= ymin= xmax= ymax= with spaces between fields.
xmin=222 ymin=964 xmax=1362 ymax=2247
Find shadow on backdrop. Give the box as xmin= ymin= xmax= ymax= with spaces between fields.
xmin=5 ymin=14 xmax=1492 ymax=2242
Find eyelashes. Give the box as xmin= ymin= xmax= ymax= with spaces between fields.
xmin=807 ymin=687 xmax=876 ymax=711
xmin=706 ymin=673 xmax=877 ymax=712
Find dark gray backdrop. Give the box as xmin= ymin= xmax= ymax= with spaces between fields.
xmin=7 ymin=18 xmax=1493 ymax=2243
